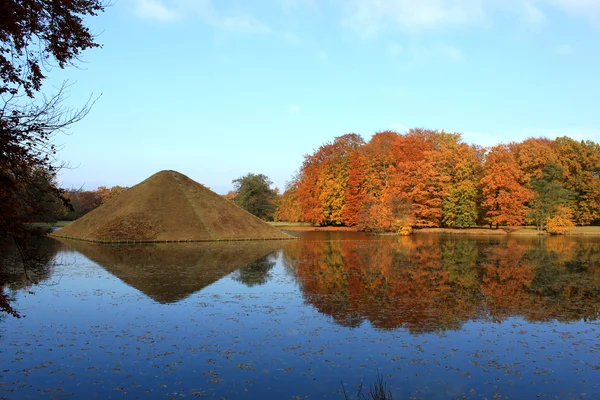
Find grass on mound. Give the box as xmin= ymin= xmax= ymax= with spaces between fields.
xmin=51 ymin=171 xmax=291 ymax=242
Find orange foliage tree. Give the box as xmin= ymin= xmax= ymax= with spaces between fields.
xmin=276 ymin=178 xmax=303 ymax=222
xmin=290 ymin=130 xmax=600 ymax=231
xmin=480 ymin=145 xmax=533 ymax=227
xmin=344 ymin=130 xmax=408 ymax=228
xmin=297 ymin=134 xmax=364 ymax=225
xmin=511 ymin=138 xmax=558 ymax=182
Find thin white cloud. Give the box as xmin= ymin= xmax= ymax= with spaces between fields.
xmin=387 ymin=43 xmax=404 ymax=56
xmin=340 ymin=0 xmax=600 ymax=36
xmin=133 ymin=0 xmax=181 ymax=21
xmin=281 ymin=0 xmax=319 ymax=13
xmin=435 ymin=44 xmax=466 ymax=62
xmin=555 ymin=44 xmax=573 ymax=55
xmin=130 ymin=0 xmax=272 ymax=34
xmin=282 ymin=31 xmax=302 ymax=43
xmin=317 ymin=51 xmax=329 ymax=63
xmin=543 ymin=0 xmax=600 ymax=19
xmin=288 ymin=105 xmax=301 ymax=112
xmin=521 ymin=1 xmax=545 ymax=24
xmin=389 ymin=122 xmax=409 ymax=132
xmin=410 ymin=44 xmax=466 ymax=63
xmin=343 ymin=0 xmax=486 ymax=35
xmin=217 ymin=16 xmax=271 ymax=34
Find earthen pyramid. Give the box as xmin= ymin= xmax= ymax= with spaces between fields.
xmin=50 ymin=170 xmax=292 ymax=243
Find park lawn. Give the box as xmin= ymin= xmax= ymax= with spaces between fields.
xmin=28 ymin=221 xmax=72 ymax=228
xmin=507 ymin=226 xmax=541 ymax=235
xmin=269 ymin=222 xmax=315 ymax=228
xmin=510 ymin=226 xmax=600 ymax=235
xmin=568 ymin=226 xmax=600 ymax=235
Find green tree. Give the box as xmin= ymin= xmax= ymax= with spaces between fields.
xmin=231 ymin=173 xmax=279 ymax=221
xmin=231 ymin=256 xmax=276 ymax=287
xmin=529 ymin=163 xmax=574 ymax=231
xmin=442 ymin=182 xmax=478 ymax=228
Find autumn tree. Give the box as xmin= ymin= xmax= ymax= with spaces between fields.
xmin=441 ymin=143 xmax=484 ymax=228
xmin=404 ymin=131 xmax=455 ymax=226
xmin=554 ymin=137 xmax=600 ymax=225
xmin=290 ymin=131 xmax=600 ymax=233
xmin=480 ymin=145 xmax=533 ymax=228
xmin=344 ymin=131 xmax=401 ymax=226
xmin=276 ymin=177 xmax=303 ymax=223
xmin=56 ymin=185 xmax=127 ymax=220
xmin=392 ymin=130 xmax=482 ymax=228
xmin=231 ymin=173 xmax=279 ymax=221
xmin=511 ymin=138 xmax=558 ymax=182
xmin=545 ymin=207 xmax=576 ymax=234
xmin=357 ymin=193 xmax=414 ymax=235
xmin=97 ymin=185 xmax=127 ymax=204
xmin=297 ymin=134 xmax=364 ymax=225
xmin=528 ymin=163 xmax=574 ymax=231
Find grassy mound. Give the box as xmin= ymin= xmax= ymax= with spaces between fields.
xmin=50 ymin=170 xmax=292 ymax=243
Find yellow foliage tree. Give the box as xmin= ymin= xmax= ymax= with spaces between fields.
xmin=545 ymin=207 xmax=575 ymax=235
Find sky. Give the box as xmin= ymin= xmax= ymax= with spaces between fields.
xmin=48 ymin=0 xmax=600 ymax=194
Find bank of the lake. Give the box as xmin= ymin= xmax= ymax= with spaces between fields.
xmin=272 ymin=223 xmax=600 ymax=236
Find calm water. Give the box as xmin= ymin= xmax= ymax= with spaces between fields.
xmin=1 ymin=232 xmax=599 ymax=399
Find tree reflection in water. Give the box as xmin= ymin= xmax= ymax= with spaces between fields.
xmin=0 ymin=237 xmax=62 ymax=317
xmin=231 ymin=255 xmax=277 ymax=287
xmin=282 ymin=235 xmax=600 ymax=333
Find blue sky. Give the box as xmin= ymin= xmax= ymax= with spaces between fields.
xmin=49 ymin=0 xmax=600 ymax=194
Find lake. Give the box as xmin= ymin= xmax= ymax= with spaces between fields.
xmin=1 ymin=232 xmax=599 ymax=399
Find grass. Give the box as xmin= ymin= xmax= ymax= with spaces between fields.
xmin=342 ymin=372 xmax=394 ymax=400
xmin=417 ymin=225 xmax=600 ymax=236
xmin=568 ymin=226 xmax=600 ymax=234
xmin=268 ymin=222 xmax=314 ymax=227
xmin=27 ymin=221 xmax=72 ymax=228
xmin=507 ymin=226 xmax=600 ymax=235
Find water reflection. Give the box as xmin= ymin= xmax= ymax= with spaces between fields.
xmin=282 ymin=235 xmax=600 ymax=332
xmin=1 ymin=234 xmax=599 ymax=399
xmin=231 ymin=255 xmax=277 ymax=287
xmin=0 ymin=237 xmax=62 ymax=289
xmin=1 ymin=237 xmax=62 ymax=316
xmin=54 ymin=239 xmax=285 ymax=303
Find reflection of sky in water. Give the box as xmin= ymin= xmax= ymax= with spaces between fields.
xmin=1 ymin=235 xmax=599 ymax=399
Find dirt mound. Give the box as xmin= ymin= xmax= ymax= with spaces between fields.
xmin=50 ymin=170 xmax=292 ymax=243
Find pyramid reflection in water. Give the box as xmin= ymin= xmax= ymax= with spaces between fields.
xmin=57 ymin=239 xmax=286 ymax=303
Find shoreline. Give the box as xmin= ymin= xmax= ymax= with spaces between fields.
xmin=276 ymin=225 xmax=600 ymax=236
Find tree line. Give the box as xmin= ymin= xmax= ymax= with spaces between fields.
xmin=276 ymin=129 xmax=600 ymax=233
xmin=19 ymin=130 xmax=600 ymax=237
